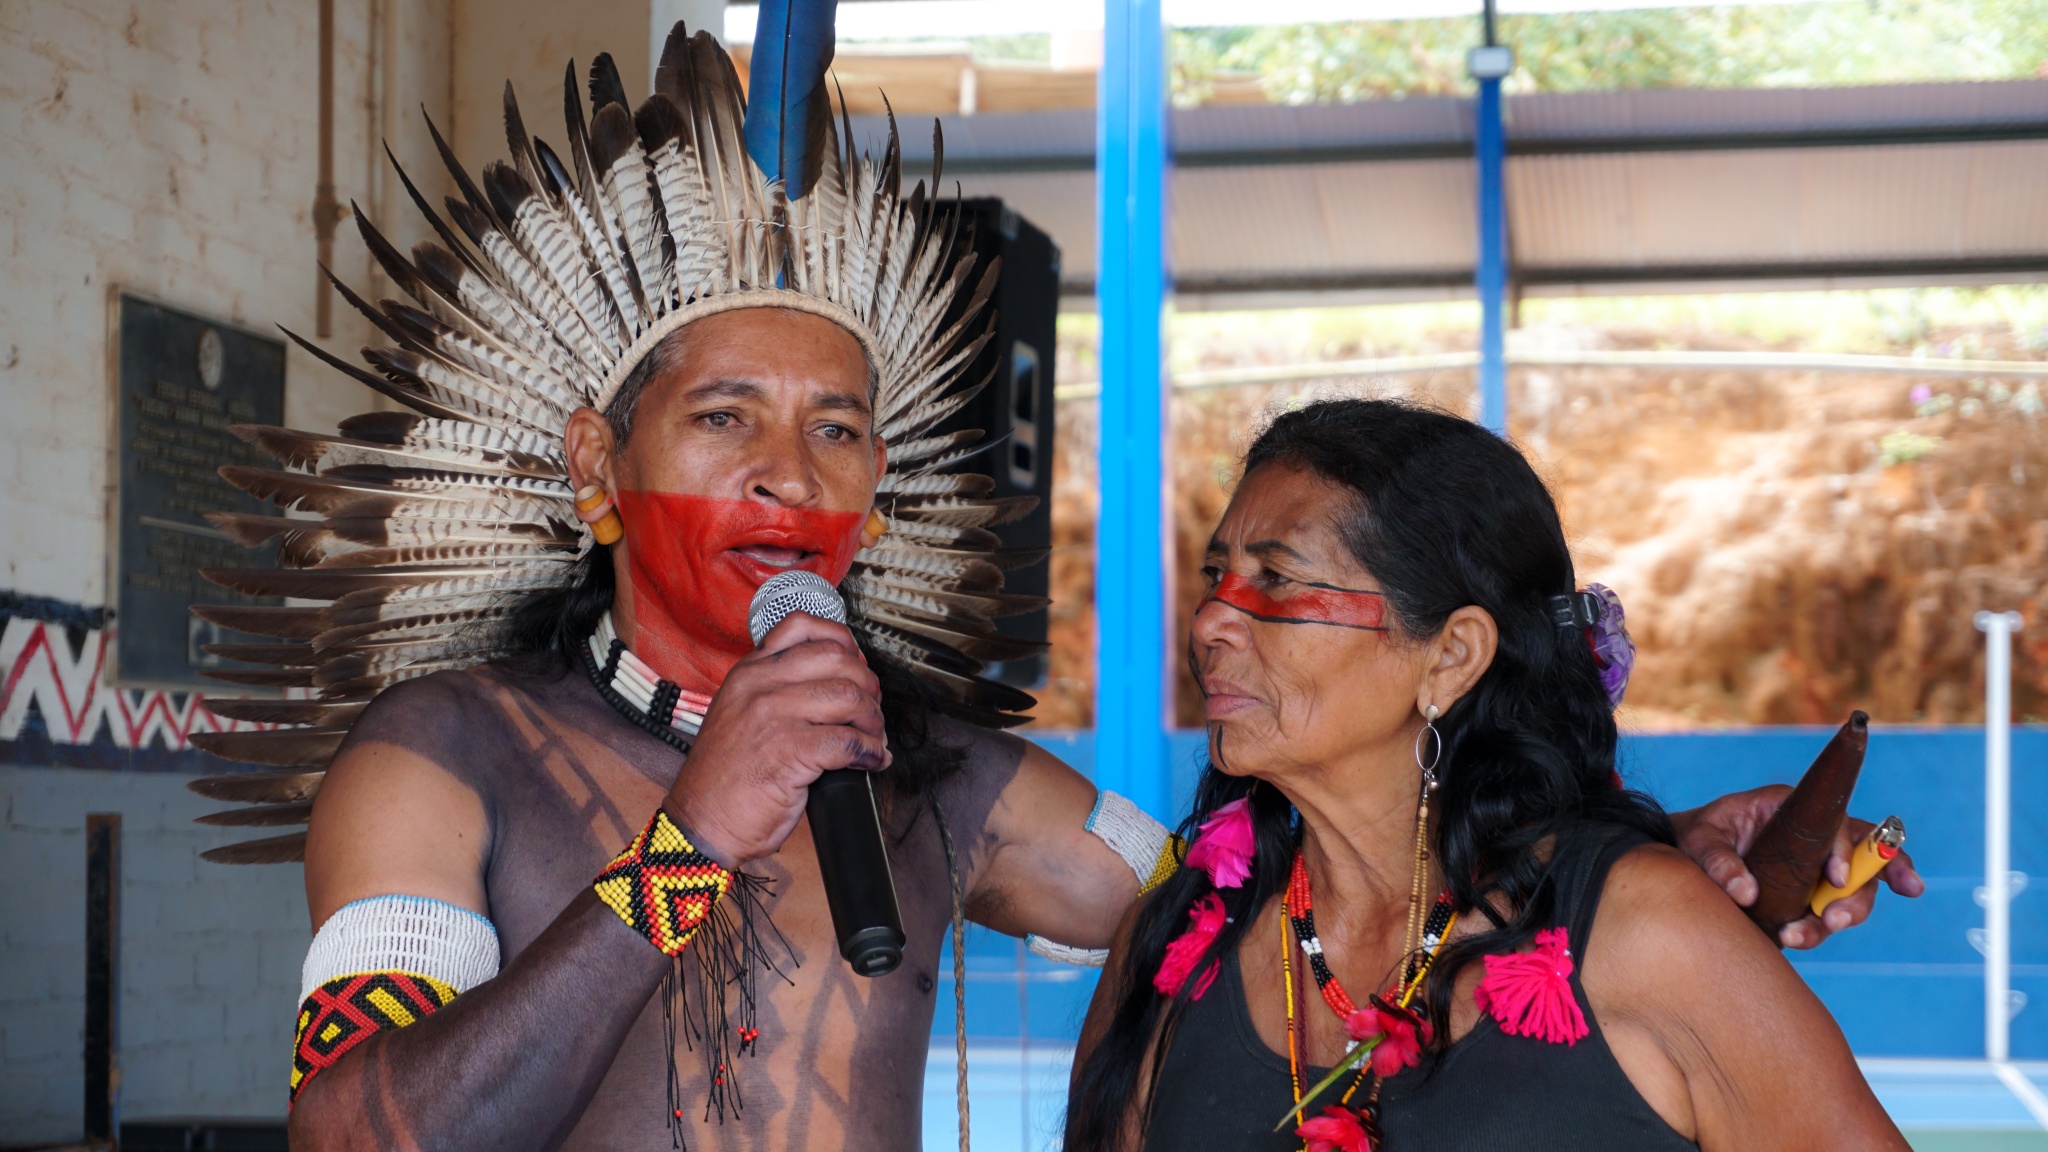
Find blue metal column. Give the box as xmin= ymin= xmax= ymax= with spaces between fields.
xmin=1094 ymin=0 xmax=1171 ymax=817
xmin=1470 ymin=16 xmax=1512 ymax=435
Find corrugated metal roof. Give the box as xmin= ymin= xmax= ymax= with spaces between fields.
xmin=855 ymin=80 xmax=2048 ymax=300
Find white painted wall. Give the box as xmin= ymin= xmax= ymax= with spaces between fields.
xmin=0 ymin=0 xmax=453 ymax=606
xmin=0 ymin=0 xmax=450 ymax=1138
xmin=0 ymin=766 xmax=312 ymax=1140
xmin=449 ymin=0 xmax=651 ymax=197
xmin=0 ymin=1 xmax=737 ymax=1137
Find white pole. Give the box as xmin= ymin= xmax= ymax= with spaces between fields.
xmin=1978 ymin=610 xmax=2023 ymax=1062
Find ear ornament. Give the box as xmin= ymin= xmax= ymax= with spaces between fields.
xmin=576 ymin=484 xmax=625 ymax=546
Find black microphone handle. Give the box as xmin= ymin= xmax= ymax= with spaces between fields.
xmin=805 ymin=769 xmax=906 ymax=977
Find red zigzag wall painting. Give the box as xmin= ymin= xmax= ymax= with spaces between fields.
xmin=1 ymin=595 xmax=272 ymax=771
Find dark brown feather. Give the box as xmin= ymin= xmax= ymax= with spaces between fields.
xmin=203 ymin=564 xmax=513 ymax=600
xmin=189 ymin=603 xmax=326 ymax=638
xmin=562 ymin=59 xmax=603 ymax=203
xmin=502 ymin=83 xmax=546 ymax=196
xmin=913 ymin=662 xmax=1038 ymax=714
xmin=989 ymin=547 xmax=1050 ymax=572
xmin=197 ymin=516 xmax=341 ymax=568
xmin=483 ymin=161 xmax=539 ymax=226
xmin=654 ymin=21 xmax=695 ymax=104
xmin=201 ymin=642 xmax=320 ymax=666
xmin=323 ymin=513 xmax=575 ymax=548
xmin=216 ymin=467 xmax=418 ymax=514
xmin=352 ymin=204 xmax=432 ymax=306
xmin=189 ymin=727 xmax=349 ymax=768
xmin=200 ymin=667 xmax=317 ymax=688
xmin=315 ymin=543 xmax=569 ymax=570
xmin=196 ymin=802 xmax=313 ymax=827
xmin=280 ymin=325 xmax=472 ymax=422
xmin=634 ymin=92 xmax=689 ymax=155
xmin=324 ymin=259 xmax=426 ymax=354
xmin=423 ymin=107 xmax=504 ymax=230
xmin=227 ymin=425 xmax=324 ymax=469
xmin=204 ymin=509 xmax=312 ymax=545
xmin=589 ymin=51 xmax=631 ymax=114
xmin=589 ymin=102 xmax=638 ymax=178
xmin=201 ymin=697 xmax=370 ymax=726
xmin=201 ymin=832 xmax=308 ymax=865
xmin=313 ymin=607 xmax=514 ymax=652
xmin=858 ymin=606 xmax=1043 ymax=662
xmin=894 ymin=494 xmax=1040 ymax=528
xmin=337 ymin=411 xmax=425 ymax=443
xmin=188 ymin=770 xmax=326 ymax=803
xmin=386 ymin=142 xmax=486 ymax=272
xmin=410 ymin=242 xmax=474 ymax=308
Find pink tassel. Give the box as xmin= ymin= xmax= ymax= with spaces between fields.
xmin=1153 ymin=893 xmax=1228 ymax=1000
xmin=1184 ymin=797 xmax=1256 ymax=889
xmin=1474 ymin=927 xmax=1588 ymax=1046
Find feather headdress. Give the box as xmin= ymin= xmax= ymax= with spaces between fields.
xmin=188 ymin=26 xmax=1044 ymax=862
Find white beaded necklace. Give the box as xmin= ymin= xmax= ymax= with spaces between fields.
xmin=583 ymin=612 xmax=714 ymax=751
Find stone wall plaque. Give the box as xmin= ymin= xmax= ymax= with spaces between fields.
xmin=114 ymin=295 xmax=285 ymax=687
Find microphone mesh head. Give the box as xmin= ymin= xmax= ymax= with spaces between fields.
xmin=747 ymin=570 xmax=848 ymax=646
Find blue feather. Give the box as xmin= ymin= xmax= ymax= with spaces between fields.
xmin=744 ymin=0 xmax=839 ymax=201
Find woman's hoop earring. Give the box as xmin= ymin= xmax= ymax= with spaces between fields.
xmin=1415 ymin=703 xmax=1443 ymax=791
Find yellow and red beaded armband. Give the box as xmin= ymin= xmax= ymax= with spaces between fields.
xmin=292 ymin=971 xmax=458 ymax=1104
xmin=593 ymin=807 xmax=734 ymax=956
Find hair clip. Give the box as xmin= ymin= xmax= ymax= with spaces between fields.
xmin=1547 ymin=590 xmax=1603 ymax=630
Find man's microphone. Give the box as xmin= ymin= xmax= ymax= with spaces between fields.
xmin=748 ymin=570 xmax=907 ymax=977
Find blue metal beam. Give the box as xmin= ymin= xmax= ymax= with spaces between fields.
xmin=1093 ymin=0 xmax=1171 ymax=818
xmin=1474 ymin=72 xmax=1509 ymax=435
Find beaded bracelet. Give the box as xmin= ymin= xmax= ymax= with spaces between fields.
xmin=593 ymin=807 xmax=734 ymax=956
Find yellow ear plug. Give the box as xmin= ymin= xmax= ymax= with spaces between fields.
xmin=1809 ymin=816 xmax=1906 ymax=917
xmin=865 ymin=508 xmax=889 ymax=540
xmin=576 ymin=484 xmax=624 ymax=546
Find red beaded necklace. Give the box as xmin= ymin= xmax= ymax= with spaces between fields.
xmin=1280 ymin=849 xmax=1458 ymax=1152
xmin=1285 ymin=851 xmax=1454 ymax=1022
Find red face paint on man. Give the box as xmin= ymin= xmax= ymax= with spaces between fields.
xmin=614 ymin=491 xmax=864 ymax=694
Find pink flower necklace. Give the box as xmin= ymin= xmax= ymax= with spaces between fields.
xmin=1282 ymin=847 xmax=1457 ymax=1152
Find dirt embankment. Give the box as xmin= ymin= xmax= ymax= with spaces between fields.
xmin=1029 ymin=325 xmax=2046 ymax=730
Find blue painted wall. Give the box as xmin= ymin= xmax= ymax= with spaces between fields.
xmin=939 ymin=726 xmax=2048 ymax=1061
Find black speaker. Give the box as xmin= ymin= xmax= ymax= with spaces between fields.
xmin=932 ymin=199 xmax=1059 ymax=689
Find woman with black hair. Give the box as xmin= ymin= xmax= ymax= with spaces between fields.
xmin=1065 ymin=399 xmax=1907 ymax=1152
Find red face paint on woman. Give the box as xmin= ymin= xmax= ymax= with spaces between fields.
xmin=1201 ymin=572 xmax=1388 ymax=631
xmin=613 ymin=490 xmax=865 ymax=693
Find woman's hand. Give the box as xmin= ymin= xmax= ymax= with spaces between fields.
xmin=1670 ymin=785 xmax=1926 ymax=950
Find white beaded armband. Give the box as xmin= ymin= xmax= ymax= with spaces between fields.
xmin=300 ymin=894 xmax=502 ymax=1004
xmin=1026 ymin=791 xmax=1183 ymax=967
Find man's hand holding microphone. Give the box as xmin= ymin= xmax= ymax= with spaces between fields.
xmin=660 ymin=571 xmax=908 ymax=975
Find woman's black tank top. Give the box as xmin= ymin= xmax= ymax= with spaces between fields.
xmin=1141 ymin=824 xmax=1697 ymax=1151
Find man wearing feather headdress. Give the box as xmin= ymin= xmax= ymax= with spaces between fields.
xmin=186 ymin=23 xmax=1913 ymax=1152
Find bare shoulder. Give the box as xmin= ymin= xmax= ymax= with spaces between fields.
xmin=930 ymin=719 xmax=1096 ymax=847
xmin=1585 ymin=840 xmax=1789 ymax=1006
xmin=305 ymin=668 xmax=509 ymax=927
xmin=339 ymin=663 xmax=523 ymax=762
xmin=1597 ymin=840 xmax=1764 ymax=945
xmin=1584 ymin=838 xmax=1906 ymax=1152
xmin=923 ymin=715 xmax=1034 ymax=830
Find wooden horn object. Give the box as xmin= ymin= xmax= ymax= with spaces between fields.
xmin=1741 ymin=710 xmax=1870 ymax=940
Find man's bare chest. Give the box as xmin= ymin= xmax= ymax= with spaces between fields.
xmin=453 ymin=719 xmax=949 ymax=1129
